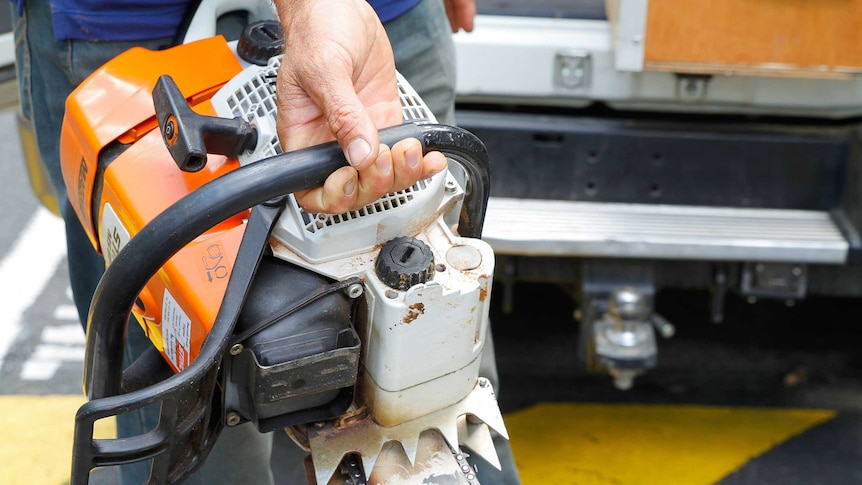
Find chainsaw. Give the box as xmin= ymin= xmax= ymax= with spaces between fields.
xmin=61 ymin=21 xmax=507 ymax=485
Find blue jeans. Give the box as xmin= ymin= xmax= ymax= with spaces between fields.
xmin=387 ymin=0 xmax=457 ymax=125
xmin=14 ymin=0 xmax=517 ymax=483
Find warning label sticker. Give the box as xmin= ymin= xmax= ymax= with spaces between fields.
xmin=100 ymin=202 xmax=130 ymax=267
xmin=162 ymin=289 xmax=191 ymax=371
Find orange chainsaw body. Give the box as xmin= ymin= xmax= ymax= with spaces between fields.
xmin=60 ymin=37 xmax=248 ymax=371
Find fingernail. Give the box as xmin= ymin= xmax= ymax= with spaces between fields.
xmin=376 ymin=154 xmax=392 ymax=175
xmin=347 ymin=138 xmax=371 ymax=167
xmin=406 ymin=145 xmax=421 ymax=169
xmin=343 ymin=178 xmax=356 ymax=197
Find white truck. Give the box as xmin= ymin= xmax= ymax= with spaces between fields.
xmin=453 ymin=0 xmax=862 ymax=388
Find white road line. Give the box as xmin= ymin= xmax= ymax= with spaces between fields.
xmin=42 ymin=324 xmax=86 ymax=345
xmin=19 ymin=360 xmax=62 ymax=380
xmin=27 ymin=343 xmax=85 ymax=361
xmin=0 ymin=207 xmax=66 ymax=368
xmin=20 ymin=330 xmax=86 ymax=381
xmin=19 ymin=342 xmax=86 ymax=380
xmin=52 ymin=304 xmax=79 ymax=321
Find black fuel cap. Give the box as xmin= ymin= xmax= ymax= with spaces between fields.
xmin=237 ymin=20 xmax=284 ymax=66
xmin=375 ymin=237 xmax=435 ymax=291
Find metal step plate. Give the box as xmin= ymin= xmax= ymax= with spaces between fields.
xmin=483 ymin=198 xmax=849 ymax=263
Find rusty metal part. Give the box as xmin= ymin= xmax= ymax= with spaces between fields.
xmin=335 ymin=405 xmax=370 ymax=430
xmin=284 ymin=425 xmax=311 ymax=452
xmin=367 ymin=429 xmax=480 ymax=485
xmin=307 ymin=379 xmax=506 ymax=485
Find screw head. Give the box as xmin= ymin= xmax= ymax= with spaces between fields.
xmin=347 ymin=283 xmax=364 ymax=299
xmin=164 ymin=119 xmax=176 ymax=140
xmin=229 ymin=343 xmax=244 ymax=356
xmin=226 ymin=412 xmax=242 ymax=427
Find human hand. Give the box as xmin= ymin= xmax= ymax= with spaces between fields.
xmin=443 ymin=0 xmax=476 ymax=33
xmin=274 ymin=0 xmax=448 ymax=214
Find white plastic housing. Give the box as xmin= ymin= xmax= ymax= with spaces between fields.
xmin=211 ymin=58 xmax=446 ymax=263
xmin=213 ymin=58 xmax=495 ymax=426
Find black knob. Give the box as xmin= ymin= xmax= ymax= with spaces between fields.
xmin=375 ymin=237 xmax=435 ymax=291
xmin=237 ymin=20 xmax=284 ymax=66
xmin=152 ymin=75 xmax=258 ymax=172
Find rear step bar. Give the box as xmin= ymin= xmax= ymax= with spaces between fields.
xmin=482 ymin=198 xmax=849 ymax=263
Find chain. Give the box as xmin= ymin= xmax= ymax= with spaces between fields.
xmin=341 ymin=453 xmax=367 ymax=485
xmin=454 ymin=450 xmax=481 ymax=485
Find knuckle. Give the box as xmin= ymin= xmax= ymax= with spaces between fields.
xmin=326 ymin=102 xmax=363 ymax=141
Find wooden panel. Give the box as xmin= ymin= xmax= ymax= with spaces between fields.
xmin=641 ymin=0 xmax=862 ymax=79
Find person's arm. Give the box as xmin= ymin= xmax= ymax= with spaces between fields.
xmin=273 ymin=0 xmax=447 ymax=214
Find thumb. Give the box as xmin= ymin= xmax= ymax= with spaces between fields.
xmin=316 ymin=77 xmax=380 ymax=170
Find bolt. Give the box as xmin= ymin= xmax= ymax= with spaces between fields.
xmin=229 ymin=343 xmax=244 ymax=356
xmin=785 ymin=299 xmax=796 ymax=307
xmin=792 ymin=266 xmax=803 ymax=277
xmin=347 ymin=283 xmax=364 ymax=299
xmin=755 ymin=263 xmax=765 ymax=273
xmin=445 ymin=179 xmax=458 ymax=192
xmin=164 ymin=119 xmax=175 ymax=140
xmin=747 ymin=296 xmax=758 ymax=304
xmin=226 ymin=412 xmax=241 ymax=427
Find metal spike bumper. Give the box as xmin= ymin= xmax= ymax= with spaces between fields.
xmin=307 ymin=378 xmax=508 ymax=485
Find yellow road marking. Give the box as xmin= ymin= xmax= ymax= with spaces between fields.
xmin=0 ymin=397 xmax=837 ymax=485
xmin=506 ymin=403 xmax=835 ymax=485
xmin=0 ymin=395 xmax=115 ymax=485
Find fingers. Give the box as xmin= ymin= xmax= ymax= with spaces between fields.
xmin=272 ymin=0 xmax=446 ymax=215
xmin=294 ymin=166 xmax=359 ymax=215
xmin=390 ymin=138 xmax=447 ymax=191
xmin=295 ymin=138 xmax=448 ymax=214
xmin=444 ymin=0 xmax=477 ymax=33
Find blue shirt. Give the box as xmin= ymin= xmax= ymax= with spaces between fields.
xmin=12 ymin=0 xmax=422 ymax=42
xmin=370 ymin=0 xmax=420 ymax=23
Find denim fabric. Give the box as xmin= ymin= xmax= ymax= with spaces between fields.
xmin=386 ymin=0 xmax=457 ymax=125
xmin=13 ymin=0 xmax=172 ymax=322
